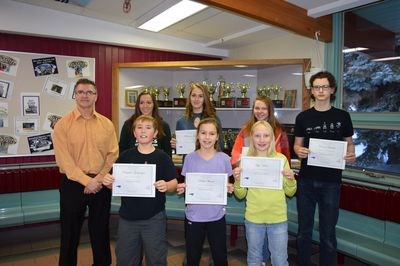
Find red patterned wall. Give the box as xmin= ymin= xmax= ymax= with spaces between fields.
xmin=0 ymin=33 xmax=219 ymax=164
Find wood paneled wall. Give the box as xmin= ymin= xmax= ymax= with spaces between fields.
xmin=0 ymin=33 xmax=218 ymax=164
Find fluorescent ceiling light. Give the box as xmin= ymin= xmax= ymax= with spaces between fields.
xmin=291 ymin=72 xmax=303 ymax=76
xmin=126 ymin=85 xmax=144 ymax=89
xmin=343 ymin=47 xmax=369 ymax=53
xmin=234 ymin=65 xmax=248 ymax=68
xmin=180 ymin=66 xmax=202 ymax=70
xmin=372 ymin=56 xmax=400 ymax=62
xmin=138 ymin=0 xmax=207 ymax=32
xmin=243 ymin=74 xmax=255 ymax=77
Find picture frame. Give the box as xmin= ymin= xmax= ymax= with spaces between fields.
xmin=15 ymin=117 xmax=40 ymax=135
xmin=283 ymin=89 xmax=297 ymax=108
xmin=0 ymin=80 xmax=11 ymax=99
xmin=125 ymin=89 xmax=138 ymax=107
xmin=22 ymin=95 xmax=40 ymax=116
xmin=43 ymin=77 xmax=68 ymax=98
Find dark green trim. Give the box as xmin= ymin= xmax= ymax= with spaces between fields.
xmin=350 ymin=113 xmax=400 ymax=129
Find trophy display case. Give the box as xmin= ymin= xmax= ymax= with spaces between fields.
xmin=112 ymin=59 xmax=310 ymax=138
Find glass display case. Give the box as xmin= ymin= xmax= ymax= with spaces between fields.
xmin=112 ymin=59 xmax=311 ymax=135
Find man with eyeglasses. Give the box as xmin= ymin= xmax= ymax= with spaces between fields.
xmin=54 ymin=78 xmax=118 ymax=266
xmin=294 ymin=71 xmax=355 ymax=266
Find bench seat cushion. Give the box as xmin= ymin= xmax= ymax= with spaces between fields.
xmin=21 ymin=190 xmax=59 ymax=224
xmin=0 ymin=193 xmax=24 ymax=228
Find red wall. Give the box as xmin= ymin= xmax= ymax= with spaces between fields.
xmin=0 ymin=33 xmax=219 ymax=164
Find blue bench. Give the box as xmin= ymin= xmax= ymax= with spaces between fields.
xmin=111 ymin=196 xmax=121 ymax=214
xmin=2 ymin=187 xmax=400 ymax=265
xmin=165 ymin=193 xmax=186 ymax=220
xmin=287 ymin=196 xmax=400 ymax=266
xmin=1 ymin=190 xmax=122 ymax=229
xmin=0 ymin=192 xmax=24 ymax=228
xmin=21 ymin=189 xmax=60 ymax=225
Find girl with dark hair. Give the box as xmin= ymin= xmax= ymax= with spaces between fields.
xmin=119 ymin=91 xmax=172 ymax=156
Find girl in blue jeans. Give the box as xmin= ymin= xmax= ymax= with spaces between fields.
xmin=233 ymin=120 xmax=296 ymax=266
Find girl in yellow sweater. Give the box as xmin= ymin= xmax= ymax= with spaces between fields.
xmin=233 ymin=120 xmax=296 ymax=266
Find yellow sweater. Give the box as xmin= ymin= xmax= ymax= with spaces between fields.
xmin=233 ymin=153 xmax=297 ymax=224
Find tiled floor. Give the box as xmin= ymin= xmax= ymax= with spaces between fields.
xmin=0 ymin=216 xmax=369 ymax=266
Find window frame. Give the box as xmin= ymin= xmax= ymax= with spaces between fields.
xmin=326 ymin=11 xmax=400 ymax=186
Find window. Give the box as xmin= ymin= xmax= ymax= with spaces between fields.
xmin=342 ymin=0 xmax=400 ymax=176
xmin=348 ymin=128 xmax=400 ymax=175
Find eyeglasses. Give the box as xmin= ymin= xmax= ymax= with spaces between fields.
xmin=75 ymin=90 xmax=96 ymax=96
xmin=311 ymin=85 xmax=331 ymax=91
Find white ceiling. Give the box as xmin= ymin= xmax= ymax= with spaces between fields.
xmin=7 ymin=0 xmax=380 ymax=50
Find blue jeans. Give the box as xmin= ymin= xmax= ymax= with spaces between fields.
xmin=262 ymin=237 xmax=270 ymax=263
xmin=245 ymin=219 xmax=288 ymax=266
xmin=296 ymin=178 xmax=341 ymax=266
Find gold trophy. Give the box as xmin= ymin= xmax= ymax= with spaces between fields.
xmin=152 ymin=86 xmax=160 ymax=101
xmin=142 ymin=86 xmax=151 ymax=93
xmin=271 ymin=84 xmax=283 ymax=108
xmin=256 ymin=85 xmax=266 ymax=97
xmin=272 ymin=84 xmax=281 ymax=100
xmin=217 ymin=77 xmax=226 ymax=104
xmin=163 ymin=87 xmax=170 ymax=101
xmin=222 ymin=129 xmax=236 ymax=155
xmin=174 ymin=83 xmax=187 ymax=107
xmin=220 ymin=82 xmax=235 ymax=108
xmin=207 ymin=82 xmax=217 ymax=106
xmin=176 ymin=83 xmax=185 ymax=98
xmin=162 ymin=87 xmax=173 ymax=107
xmin=224 ymin=83 xmax=235 ymax=98
xmin=236 ymin=83 xmax=250 ymax=108
xmin=266 ymin=86 xmax=272 ymax=98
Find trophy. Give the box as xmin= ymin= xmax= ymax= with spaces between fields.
xmin=236 ymin=83 xmax=250 ymax=108
xmin=206 ymin=82 xmax=217 ymax=107
xmin=216 ymin=77 xmax=226 ymax=107
xmin=256 ymin=85 xmax=265 ymax=97
xmin=222 ymin=129 xmax=236 ymax=155
xmin=219 ymin=82 xmax=235 ymax=108
xmin=177 ymin=83 xmax=185 ymax=98
xmin=151 ymin=86 xmax=161 ymax=107
xmin=142 ymin=86 xmax=151 ymax=93
xmin=174 ymin=83 xmax=187 ymax=107
xmin=161 ymin=87 xmax=173 ymax=107
xmin=152 ymin=86 xmax=160 ymax=101
xmin=271 ymin=84 xmax=283 ymax=108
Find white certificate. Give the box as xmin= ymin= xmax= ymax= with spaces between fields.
xmin=112 ymin=163 xmax=156 ymax=197
xmin=240 ymin=156 xmax=284 ymax=189
xmin=185 ymin=173 xmax=228 ymax=205
xmin=176 ymin=130 xmax=197 ymax=154
xmin=307 ymin=138 xmax=347 ymax=170
xmin=241 ymin=146 xmax=249 ymax=156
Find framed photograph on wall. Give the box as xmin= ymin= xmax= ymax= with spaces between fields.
xmin=283 ymin=89 xmax=297 ymax=108
xmin=43 ymin=77 xmax=68 ymax=98
xmin=125 ymin=89 xmax=138 ymax=107
xmin=22 ymin=94 xmax=40 ymax=116
xmin=0 ymin=80 xmax=11 ymax=99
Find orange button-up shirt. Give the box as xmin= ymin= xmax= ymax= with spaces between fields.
xmin=53 ymin=108 xmax=119 ymax=186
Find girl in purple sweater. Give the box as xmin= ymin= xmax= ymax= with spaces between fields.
xmin=177 ymin=117 xmax=233 ymax=266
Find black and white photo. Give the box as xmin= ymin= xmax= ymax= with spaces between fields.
xmin=27 ymin=133 xmax=53 ymax=154
xmin=22 ymin=94 xmax=40 ymax=116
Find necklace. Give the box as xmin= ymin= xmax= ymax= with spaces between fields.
xmin=137 ymin=145 xmax=155 ymax=154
